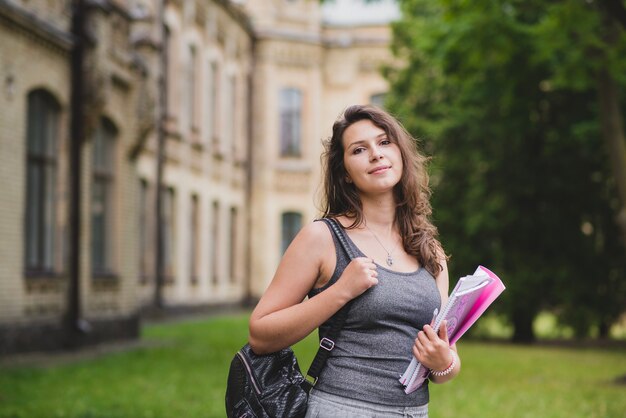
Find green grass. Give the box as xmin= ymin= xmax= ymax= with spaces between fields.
xmin=0 ymin=314 xmax=624 ymax=418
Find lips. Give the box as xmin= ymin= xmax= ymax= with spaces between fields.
xmin=368 ymin=165 xmax=391 ymax=174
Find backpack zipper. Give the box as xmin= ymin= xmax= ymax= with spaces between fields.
xmin=236 ymin=351 xmax=262 ymax=395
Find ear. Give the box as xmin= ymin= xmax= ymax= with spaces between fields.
xmin=345 ymin=175 xmax=353 ymax=184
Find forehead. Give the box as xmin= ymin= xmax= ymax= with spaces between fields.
xmin=342 ymin=119 xmax=386 ymax=147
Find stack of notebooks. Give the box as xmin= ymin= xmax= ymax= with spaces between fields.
xmin=400 ymin=266 xmax=505 ymax=394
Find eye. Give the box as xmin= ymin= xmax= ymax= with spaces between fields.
xmin=380 ymin=138 xmax=392 ymax=146
xmin=352 ymin=147 xmax=366 ymax=155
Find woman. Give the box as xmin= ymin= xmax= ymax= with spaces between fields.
xmin=249 ymin=105 xmax=460 ymax=417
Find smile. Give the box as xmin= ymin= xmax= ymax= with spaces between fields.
xmin=368 ymin=165 xmax=391 ymax=174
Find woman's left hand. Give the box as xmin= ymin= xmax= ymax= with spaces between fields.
xmin=412 ymin=320 xmax=453 ymax=372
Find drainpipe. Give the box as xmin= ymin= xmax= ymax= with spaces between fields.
xmin=67 ymin=0 xmax=87 ymax=338
xmin=154 ymin=0 xmax=168 ymax=309
xmin=244 ymin=35 xmax=256 ymax=307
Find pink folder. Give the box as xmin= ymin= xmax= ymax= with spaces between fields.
xmin=449 ymin=266 xmax=506 ymax=345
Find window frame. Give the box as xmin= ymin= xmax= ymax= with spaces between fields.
xmin=24 ymin=89 xmax=61 ymax=276
xmin=281 ymin=211 xmax=303 ymax=255
xmin=91 ymin=118 xmax=118 ymax=278
xmin=279 ymin=88 xmax=303 ymax=158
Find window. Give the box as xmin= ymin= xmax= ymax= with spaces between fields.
xmin=164 ymin=26 xmax=174 ymax=118
xmin=206 ymin=61 xmax=217 ymax=144
xmin=91 ymin=118 xmax=117 ymax=276
xmin=279 ymin=88 xmax=302 ymax=157
xmin=139 ymin=179 xmax=152 ymax=281
xmin=370 ymin=93 xmax=386 ymax=109
xmin=210 ymin=62 xmax=221 ymax=151
xmin=186 ymin=45 xmax=197 ymax=132
xmin=229 ymin=206 xmax=238 ymax=283
xmin=211 ymin=201 xmax=219 ymax=285
xmin=281 ymin=212 xmax=302 ymax=254
xmin=190 ymin=194 xmax=200 ymax=284
xmin=227 ymin=74 xmax=237 ymax=155
xmin=162 ymin=187 xmax=176 ymax=280
xmin=24 ymin=90 xmax=60 ymax=274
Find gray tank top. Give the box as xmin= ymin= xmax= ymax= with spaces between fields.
xmin=308 ymin=219 xmax=441 ymax=407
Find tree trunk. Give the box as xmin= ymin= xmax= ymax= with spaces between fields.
xmin=511 ymin=308 xmax=535 ymax=343
xmin=598 ymin=320 xmax=610 ymax=339
xmin=597 ymin=62 xmax=626 ymax=253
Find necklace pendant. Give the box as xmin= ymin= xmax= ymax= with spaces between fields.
xmin=386 ymin=254 xmax=393 ymax=267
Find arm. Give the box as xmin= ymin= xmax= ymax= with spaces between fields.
xmin=412 ymin=257 xmax=462 ymax=384
xmin=248 ymin=221 xmax=378 ymax=354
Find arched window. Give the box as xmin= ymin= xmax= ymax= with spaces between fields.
xmin=281 ymin=212 xmax=302 ymax=254
xmin=139 ymin=179 xmax=152 ymax=282
xmin=206 ymin=60 xmax=218 ymax=145
xmin=162 ymin=186 xmax=176 ymax=281
xmin=279 ymin=88 xmax=302 ymax=157
xmin=189 ymin=194 xmax=200 ymax=284
xmin=186 ymin=44 xmax=198 ymax=133
xmin=24 ymin=89 xmax=61 ymax=274
xmin=211 ymin=200 xmax=219 ymax=285
xmin=229 ymin=206 xmax=238 ymax=283
xmin=91 ymin=118 xmax=117 ymax=276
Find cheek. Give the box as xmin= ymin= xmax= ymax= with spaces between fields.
xmin=343 ymin=156 xmax=359 ymax=179
xmin=392 ymin=149 xmax=404 ymax=171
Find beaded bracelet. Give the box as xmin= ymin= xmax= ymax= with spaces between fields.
xmin=430 ymin=350 xmax=457 ymax=377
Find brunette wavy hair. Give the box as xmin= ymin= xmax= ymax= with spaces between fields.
xmin=320 ymin=104 xmax=446 ymax=277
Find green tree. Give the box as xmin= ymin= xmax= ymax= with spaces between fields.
xmin=386 ymin=0 xmax=626 ymax=341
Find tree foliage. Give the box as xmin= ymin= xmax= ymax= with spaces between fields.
xmin=385 ymin=0 xmax=626 ymax=341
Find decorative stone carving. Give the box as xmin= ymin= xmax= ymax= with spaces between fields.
xmin=274 ymin=170 xmax=310 ymax=193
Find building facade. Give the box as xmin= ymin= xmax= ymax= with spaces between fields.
xmin=0 ymin=0 xmax=146 ymax=353
xmin=0 ymin=0 xmax=396 ymax=354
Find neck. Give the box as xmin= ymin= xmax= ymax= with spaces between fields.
xmin=360 ymin=193 xmax=396 ymax=231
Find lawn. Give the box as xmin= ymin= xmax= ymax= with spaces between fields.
xmin=0 ymin=313 xmax=624 ymax=418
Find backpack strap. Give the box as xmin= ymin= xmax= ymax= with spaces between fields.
xmin=304 ymin=217 xmax=357 ymax=389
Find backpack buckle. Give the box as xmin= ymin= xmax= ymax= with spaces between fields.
xmin=320 ymin=337 xmax=335 ymax=351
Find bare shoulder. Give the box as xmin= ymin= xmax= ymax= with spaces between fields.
xmin=296 ymin=219 xmax=333 ymax=244
xmin=284 ymin=220 xmax=334 ymax=260
xmin=286 ymin=220 xmax=337 ymax=284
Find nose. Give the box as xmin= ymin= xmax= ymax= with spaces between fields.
xmin=370 ymin=145 xmax=383 ymax=161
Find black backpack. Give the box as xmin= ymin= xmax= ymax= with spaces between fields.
xmin=225 ymin=344 xmax=309 ymax=418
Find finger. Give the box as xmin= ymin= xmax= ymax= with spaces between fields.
xmin=439 ymin=320 xmax=450 ymax=344
xmin=413 ymin=338 xmax=424 ymax=359
xmin=422 ymin=324 xmax=439 ymax=340
xmin=354 ymin=257 xmax=372 ymax=267
xmin=417 ymin=330 xmax=430 ymax=346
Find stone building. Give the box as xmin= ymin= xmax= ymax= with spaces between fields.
xmin=0 ymin=0 xmax=155 ymax=353
xmin=0 ymin=0 xmax=397 ymax=354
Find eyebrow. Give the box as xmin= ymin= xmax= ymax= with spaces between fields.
xmin=346 ymin=133 xmax=388 ymax=150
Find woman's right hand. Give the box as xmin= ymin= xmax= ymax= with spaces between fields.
xmin=335 ymin=257 xmax=378 ymax=300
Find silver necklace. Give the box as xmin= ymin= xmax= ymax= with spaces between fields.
xmin=365 ymin=223 xmax=399 ymax=267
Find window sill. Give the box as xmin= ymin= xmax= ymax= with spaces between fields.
xmin=275 ymin=160 xmax=311 ymax=172
xmin=24 ymin=272 xmax=66 ymax=293
xmin=24 ymin=269 xmax=63 ymax=279
xmin=92 ymin=273 xmax=120 ymax=291
xmin=92 ymin=271 xmax=119 ymax=282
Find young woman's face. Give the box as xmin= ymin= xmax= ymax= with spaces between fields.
xmin=342 ymin=119 xmax=403 ymax=196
